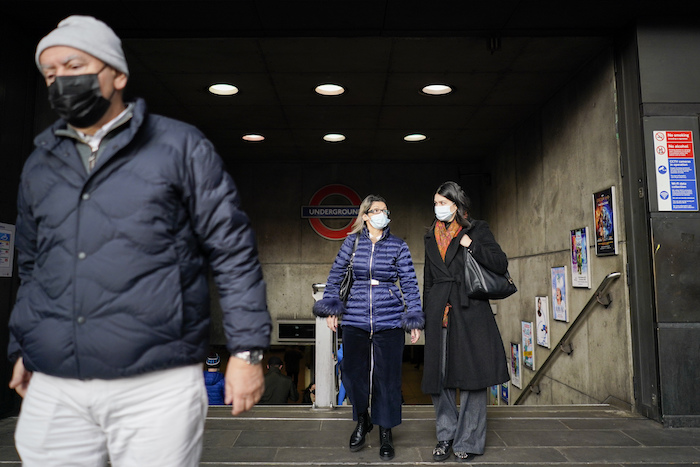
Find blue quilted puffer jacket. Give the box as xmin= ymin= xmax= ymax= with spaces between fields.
xmin=8 ymin=98 xmax=271 ymax=380
xmin=313 ymin=227 xmax=424 ymax=333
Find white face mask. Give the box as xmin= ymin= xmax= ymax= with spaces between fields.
xmin=369 ymin=212 xmax=390 ymax=230
xmin=434 ymin=203 xmax=455 ymax=222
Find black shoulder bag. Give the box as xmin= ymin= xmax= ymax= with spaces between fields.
xmin=463 ymin=247 xmax=517 ymax=300
xmin=339 ymin=235 xmax=360 ymax=304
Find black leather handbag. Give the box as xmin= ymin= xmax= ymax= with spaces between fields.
xmin=339 ymin=235 xmax=360 ymax=303
xmin=463 ymin=247 xmax=517 ymax=300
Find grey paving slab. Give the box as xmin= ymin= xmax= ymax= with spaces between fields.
xmin=488 ymin=417 xmax=570 ymax=431
xmin=206 ymin=418 xmax=323 ymax=432
xmin=202 ymin=429 xmax=241 ymax=448
xmin=0 ymin=446 xmax=19 ymax=463
xmin=200 ymin=446 xmax=278 ymax=463
xmin=498 ymin=429 xmax=642 ymax=447
xmin=561 ymin=446 xmax=700 ymax=463
xmin=275 ymin=445 xmax=425 ymax=463
xmin=234 ymin=430 xmax=340 ymax=448
xmin=561 ymin=417 xmax=663 ymax=430
xmin=467 ymin=446 xmax=570 ymax=463
xmin=621 ymin=428 xmax=700 ymax=446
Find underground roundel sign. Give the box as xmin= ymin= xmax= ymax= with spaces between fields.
xmin=301 ymin=184 xmax=361 ymax=240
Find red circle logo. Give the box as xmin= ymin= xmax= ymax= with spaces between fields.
xmin=303 ymin=185 xmax=362 ymax=240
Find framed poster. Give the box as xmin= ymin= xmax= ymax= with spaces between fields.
xmin=535 ymin=296 xmax=550 ymax=348
xmin=0 ymin=223 xmax=16 ymax=278
xmin=522 ymin=321 xmax=535 ymax=371
xmin=570 ymin=227 xmax=591 ymax=288
xmin=488 ymin=384 xmax=500 ymax=405
xmin=551 ymin=266 xmax=569 ymax=322
xmin=501 ymin=381 xmax=509 ymax=405
xmin=510 ymin=342 xmax=522 ymax=389
xmin=593 ymin=187 xmax=619 ymax=256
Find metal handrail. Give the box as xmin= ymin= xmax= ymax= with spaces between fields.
xmin=514 ymin=272 xmax=622 ymax=405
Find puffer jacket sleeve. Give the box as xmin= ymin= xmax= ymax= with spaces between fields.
xmin=7 ymin=179 xmax=38 ymax=361
xmin=396 ymin=241 xmax=425 ymax=331
xmin=183 ymin=137 xmax=271 ymax=354
xmin=312 ymin=234 xmax=356 ymax=317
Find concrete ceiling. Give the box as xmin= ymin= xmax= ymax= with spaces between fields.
xmin=14 ymin=1 xmax=692 ymax=164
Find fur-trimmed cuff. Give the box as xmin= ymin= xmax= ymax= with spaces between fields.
xmin=313 ymin=297 xmax=346 ymax=317
xmin=401 ymin=309 xmax=425 ymax=331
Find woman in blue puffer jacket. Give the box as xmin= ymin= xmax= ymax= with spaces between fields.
xmin=313 ymin=194 xmax=424 ymax=461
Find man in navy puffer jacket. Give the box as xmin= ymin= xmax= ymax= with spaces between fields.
xmin=8 ymin=15 xmax=270 ymax=466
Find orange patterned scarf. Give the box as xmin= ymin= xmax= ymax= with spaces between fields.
xmin=434 ymin=221 xmax=462 ymax=260
xmin=434 ymin=221 xmax=462 ymax=327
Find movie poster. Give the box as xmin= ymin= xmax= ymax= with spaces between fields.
xmin=522 ymin=321 xmax=535 ymax=370
xmin=510 ymin=342 xmax=522 ymax=389
xmin=501 ymin=381 xmax=509 ymax=405
xmin=593 ymin=187 xmax=618 ymax=256
xmin=570 ymin=227 xmax=591 ymax=288
xmin=535 ymin=296 xmax=550 ymax=348
xmin=489 ymin=384 xmax=500 ymax=405
xmin=551 ymin=266 xmax=568 ymax=322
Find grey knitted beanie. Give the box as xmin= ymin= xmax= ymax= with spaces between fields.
xmin=35 ymin=15 xmax=129 ymax=76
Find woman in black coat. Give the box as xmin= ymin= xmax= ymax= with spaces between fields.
xmin=421 ymin=181 xmax=510 ymax=462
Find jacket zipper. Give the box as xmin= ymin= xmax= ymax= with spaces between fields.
xmin=369 ymin=241 xmax=376 ymax=338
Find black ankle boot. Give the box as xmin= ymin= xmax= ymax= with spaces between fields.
xmin=379 ymin=426 xmax=394 ymax=460
xmin=349 ymin=410 xmax=373 ymax=452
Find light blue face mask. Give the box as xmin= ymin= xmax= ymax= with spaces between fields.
xmin=434 ymin=203 xmax=455 ymax=222
xmin=369 ymin=212 xmax=390 ymax=230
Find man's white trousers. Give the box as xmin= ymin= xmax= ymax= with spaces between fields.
xmin=15 ymin=364 xmax=208 ymax=467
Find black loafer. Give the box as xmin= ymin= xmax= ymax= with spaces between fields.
xmin=379 ymin=427 xmax=394 ymax=460
xmin=349 ymin=410 xmax=373 ymax=452
xmin=432 ymin=439 xmax=453 ymax=462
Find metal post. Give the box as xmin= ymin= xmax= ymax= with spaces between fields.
xmin=312 ymin=283 xmax=335 ymax=408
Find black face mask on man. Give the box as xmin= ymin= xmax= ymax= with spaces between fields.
xmin=47 ymin=66 xmax=112 ymax=128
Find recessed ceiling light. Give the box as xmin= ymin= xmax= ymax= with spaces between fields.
xmin=404 ymin=133 xmax=427 ymax=142
xmin=315 ymin=84 xmax=345 ymax=96
xmin=209 ymin=83 xmax=238 ymax=96
xmin=323 ymin=133 xmax=346 ymax=142
xmin=403 ymin=133 xmax=427 ymax=143
xmin=421 ymin=84 xmax=452 ymax=95
xmin=242 ymin=134 xmax=265 ymax=142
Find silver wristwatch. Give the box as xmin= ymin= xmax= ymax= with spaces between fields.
xmin=233 ymin=349 xmax=264 ymax=365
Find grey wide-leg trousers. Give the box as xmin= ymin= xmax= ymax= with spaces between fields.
xmin=431 ymin=328 xmax=487 ymax=454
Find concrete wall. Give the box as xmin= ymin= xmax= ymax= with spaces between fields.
xmin=485 ymin=48 xmax=635 ymax=407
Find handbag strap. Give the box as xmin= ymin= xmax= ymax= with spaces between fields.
xmin=348 ymin=234 xmax=360 ymax=267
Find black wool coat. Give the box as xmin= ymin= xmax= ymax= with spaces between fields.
xmin=421 ymin=219 xmax=510 ymax=394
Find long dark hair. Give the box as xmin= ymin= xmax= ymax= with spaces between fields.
xmin=434 ymin=181 xmax=472 ymax=229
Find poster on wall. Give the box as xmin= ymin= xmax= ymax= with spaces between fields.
xmin=551 ymin=266 xmax=569 ymax=322
xmin=535 ymin=296 xmax=550 ymax=348
xmin=510 ymin=342 xmax=522 ymax=389
xmin=570 ymin=227 xmax=591 ymax=288
xmin=501 ymin=381 xmax=509 ymax=405
xmin=653 ymin=130 xmax=698 ymax=212
xmin=522 ymin=321 xmax=535 ymax=371
xmin=0 ymin=223 xmax=16 ymax=278
xmin=593 ymin=187 xmax=619 ymax=256
xmin=488 ymin=384 xmax=500 ymax=405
